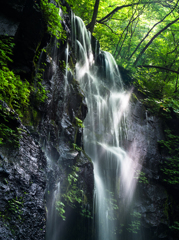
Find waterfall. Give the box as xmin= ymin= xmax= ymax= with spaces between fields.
xmin=44 ymin=10 xmax=143 ymax=240
xmin=71 ymin=13 xmax=141 ymax=240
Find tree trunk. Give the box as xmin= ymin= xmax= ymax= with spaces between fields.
xmin=86 ymin=0 xmax=100 ymax=33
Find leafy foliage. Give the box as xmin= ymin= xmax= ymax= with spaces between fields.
xmin=68 ymin=0 xmax=179 ymax=116
xmin=40 ymin=0 xmax=66 ymax=41
xmin=0 ymin=38 xmax=30 ymax=146
xmin=75 ymin=117 xmax=84 ymax=128
xmin=56 ymin=166 xmax=91 ymax=220
xmin=134 ymin=170 xmax=148 ymax=184
xmin=72 ymin=143 xmax=82 ymax=151
xmin=62 ymin=166 xmax=83 ymax=207
xmin=0 ymin=106 xmax=19 ymax=146
xmin=0 ymin=36 xmax=48 ymax=146
xmin=33 ymin=67 xmax=48 ymax=104
xmin=0 ymin=37 xmax=30 ymax=117
xmin=170 ymin=221 xmax=179 ymax=230
xmin=56 ymin=201 xmax=66 ymax=221
xmin=127 ymin=211 xmax=141 ymax=234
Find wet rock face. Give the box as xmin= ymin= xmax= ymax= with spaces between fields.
xmin=29 ymin=32 xmax=93 ymax=239
xmin=35 ymin=35 xmax=93 ymax=205
xmin=0 ymin=0 xmax=47 ymax=237
xmin=125 ymin=96 xmax=174 ymax=239
xmin=0 ymin=0 xmax=93 ymax=239
xmin=0 ymin=0 xmax=25 ymax=36
xmin=0 ymin=114 xmax=46 ymax=240
xmin=0 ymin=0 xmax=46 ymax=78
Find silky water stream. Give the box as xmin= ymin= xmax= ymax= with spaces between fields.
xmin=71 ymin=14 xmax=142 ymax=240
xmin=45 ymin=12 xmax=142 ymax=240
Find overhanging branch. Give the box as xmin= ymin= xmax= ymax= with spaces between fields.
xmin=97 ymin=1 xmax=163 ymax=24
xmin=137 ymin=65 xmax=179 ymax=74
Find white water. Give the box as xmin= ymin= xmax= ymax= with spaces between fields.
xmin=71 ymin=13 xmax=141 ymax=240
xmin=44 ymin=11 xmax=143 ymax=240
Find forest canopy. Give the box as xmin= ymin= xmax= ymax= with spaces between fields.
xmin=67 ymin=0 xmax=179 ymax=114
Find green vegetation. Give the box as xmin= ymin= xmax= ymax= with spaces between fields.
xmin=0 ymin=37 xmax=30 ymax=117
xmin=0 ymin=37 xmax=30 ymax=146
xmin=75 ymin=117 xmax=84 ymax=128
xmin=127 ymin=211 xmax=141 ymax=234
xmin=0 ymin=108 xmax=20 ymax=147
xmin=0 ymin=36 xmax=48 ymax=146
xmin=0 ymin=0 xmax=69 ymax=146
xmin=159 ymin=130 xmax=179 ymax=185
xmin=56 ymin=201 xmax=66 ymax=221
xmin=134 ymin=170 xmax=149 ymax=184
xmin=0 ymin=196 xmax=25 ymax=235
xmin=40 ymin=0 xmax=66 ymax=41
xmin=56 ymin=166 xmax=86 ymax=220
xmin=72 ymin=143 xmax=82 ymax=151
xmin=71 ymin=117 xmax=84 ymax=151
xmin=67 ymin=0 xmax=179 ymax=116
xmin=63 ymin=166 xmax=83 ymax=207
xmin=170 ymin=221 xmax=179 ymax=230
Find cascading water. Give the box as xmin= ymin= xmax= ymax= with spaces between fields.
xmin=71 ymin=13 xmax=141 ymax=240
xmin=45 ymin=9 xmax=143 ymax=240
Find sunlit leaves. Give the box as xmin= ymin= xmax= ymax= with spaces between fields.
xmin=68 ymin=0 xmax=179 ymax=115
xmin=0 ymin=38 xmax=31 ymax=117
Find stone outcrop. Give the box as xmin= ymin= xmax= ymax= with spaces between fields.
xmin=0 ymin=102 xmax=46 ymax=240
xmin=125 ymin=93 xmax=179 ymax=240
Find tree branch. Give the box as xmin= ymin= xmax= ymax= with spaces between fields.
xmin=134 ymin=16 xmax=179 ymax=66
xmin=128 ymin=0 xmax=179 ymax=61
xmin=97 ymin=1 xmax=162 ymax=24
xmin=86 ymin=0 xmax=100 ymax=33
xmin=114 ymin=2 xmax=144 ymax=58
xmin=137 ymin=65 xmax=179 ymax=74
xmin=99 ymin=22 xmax=119 ymax=35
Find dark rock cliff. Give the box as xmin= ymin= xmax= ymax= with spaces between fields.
xmin=124 ymin=93 xmax=179 ymax=240
xmin=0 ymin=0 xmax=93 ymax=239
xmin=0 ymin=102 xmax=46 ymax=240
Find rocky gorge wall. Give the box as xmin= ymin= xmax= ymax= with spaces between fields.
xmin=0 ymin=0 xmax=93 ymax=239
xmin=125 ymin=93 xmax=179 ymax=240
xmin=0 ymin=103 xmax=46 ymax=240
xmin=0 ymin=0 xmax=178 ymax=240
